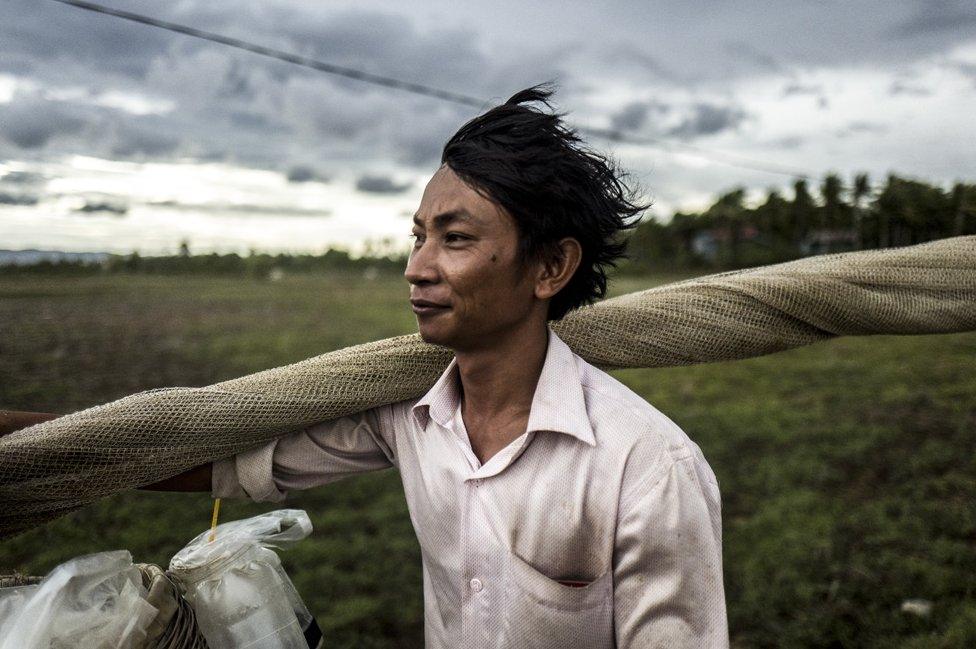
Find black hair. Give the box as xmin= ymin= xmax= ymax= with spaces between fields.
xmin=440 ymin=82 xmax=650 ymax=320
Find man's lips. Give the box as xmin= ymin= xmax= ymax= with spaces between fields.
xmin=410 ymin=299 xmax=450 ymax=314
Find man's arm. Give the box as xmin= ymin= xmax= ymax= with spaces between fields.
xmin=0 ymin=405 xmax=397 ymax=497
xmin=0 ymin=410 xmax=59 ymax=437
xmin=613 ymin=450 xmax=729 ymax=648
xmin=0 ymin=409 xmax=214 ymax=492
xmin=147 ymin=404 xmax=398 ymax=496
xmin=210 ymin=404 xmax=397 ymax=502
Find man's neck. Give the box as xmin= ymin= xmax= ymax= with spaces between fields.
xmin=453 ymin=320 xmax=549 ymax=462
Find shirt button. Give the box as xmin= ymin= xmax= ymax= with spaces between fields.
xmin=469 ymin=578 xmax=483 ymax=592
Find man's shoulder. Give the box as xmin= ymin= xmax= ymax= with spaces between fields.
xmin=382 ymin=397 xmax=422 ymax=422
xmin=578 ymin=360 xmax=673 ymax=435
xmin=576 ymin=357 xmax=702 ymax=464
xmin=577 ymin=358 xmax=720 ymax=506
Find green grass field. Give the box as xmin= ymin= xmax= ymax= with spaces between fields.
xmin=1 ymin=270 xmax=974 ymax=648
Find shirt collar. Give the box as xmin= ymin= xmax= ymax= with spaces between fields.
xmin=411 ymin=326 xmax=596 ymax=447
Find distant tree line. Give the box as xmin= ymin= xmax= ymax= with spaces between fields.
xmin=106 ymin=247 xmax=406 ymax=276
xmin=7 ymin=173 xmax=974 ymax=277
xmin=4 ymin=246 xmax=407 ymax=277
xmin=619 ymin=173 xmax=976 ymax=272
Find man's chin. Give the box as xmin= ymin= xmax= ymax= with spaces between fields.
xmin=416 ymin=322 xmax=451 ymax=347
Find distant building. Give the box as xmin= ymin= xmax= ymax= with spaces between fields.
xmin=691 ymin=225 xmax=761 ymax=262
xmin=0 ymin=250 xmax=110 ymax=267
xmin=800 ymin=229 xmax=859 ymax=256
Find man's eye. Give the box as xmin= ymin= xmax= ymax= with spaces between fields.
xmin=445 ymin=233 xmax=468 ymax=243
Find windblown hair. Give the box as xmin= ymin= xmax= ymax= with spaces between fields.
xmin=441 ymin=82 xmax=650 ymax=320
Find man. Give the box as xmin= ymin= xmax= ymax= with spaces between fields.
xmin=3 ymin=84 xmax=728 ymax=647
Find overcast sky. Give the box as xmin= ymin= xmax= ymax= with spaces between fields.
xmin=2 ymin=0 xmax=975 ymax=255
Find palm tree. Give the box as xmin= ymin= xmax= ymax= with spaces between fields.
xmin=791 ymin=178 xmax=815 ymax=248
xmin=951 ymin=183 xmax=966 ymax=237
xmin=852 ymin=173 xmax=871 ymax=248
xmin=820 ymin=173 xmax=845 ymax=229
xmin=706 ymin=188 xmax=746 ymax=267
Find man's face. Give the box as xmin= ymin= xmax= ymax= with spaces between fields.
xmin=405 ymin=164 xmax=539 ymax=350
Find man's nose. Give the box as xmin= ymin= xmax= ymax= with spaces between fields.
xmin=404 ymin=240 xmax=438 ymax=285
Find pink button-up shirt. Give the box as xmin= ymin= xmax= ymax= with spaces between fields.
xmin=213 ymin=326 xmax=728 ymax=648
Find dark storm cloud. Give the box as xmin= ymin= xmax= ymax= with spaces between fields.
xmin=2 ymin=0 xmax=975 ymax=181
xmin=723 ymin=41 xmax=784 ymax=75
xmin=608 ymin=100 xmax=670 ymax=133
xmin=0 ymin=171 xmax=47 ymax=186
xmin=949 ymin=61 xmax=976 ymax=87
xmin=888 ymin=80 xmax=933 ymax=96
xmin=667 ymin=103 xmax=748 ymax=140
xmin=782 ymin=83 xmax=823 ymax=97
xmin=0 ymin=0 xmax=174 ymax=79
xmin=0 ymin=191 xmax=39 ymax=206
xmin=385 ymin=100 xmax=472 ymax=167
xmin=272 ymin=8 xmax=487 ymax=90
xmin=767 ymin=136 xmax=805 ymax=150
xmin=588 ymin=0 xmax=976 ymax=81
xmin=0 ymin=31 xmax=469 ymax=169
xmin=587 ymin=43 xmax=681 ymax=84
xmin=892 ymin=0 xmax=976 ymax=38
xmin=0 ymin=0 xmax=495 ymax=169
xmin=286 ymin=166 xmax=330 ymax=183
xmin=0 ymin=88 xmax=186 ymax=159
xmin=147 ymin=199 xmax=332 ymax=217
xmin=781 ymin=82 xmax=830 ymax=110
xmin=279 ymin=80 xmax=389 ymax=142
xmin=395 ymin=130 xmax=446 ymax=167
xmin=836 ymin=121 xmax=889 ymax=138
xmin=0 ymin=95 xmax=87 ymax=149
xmin=74 ymin=199 xmax=129 ymax=216
xmin=610 ymin=102 xmax=650 ymax=132
xmin=228 ymin=110 xmax=271 ymax=130
xmin=109 ymin=121 xmax=181 ymax=157
xmin=355 ymin=174 xmax=412 ymax=194
xmin=7 ymin=1 xmax=976 ymax=95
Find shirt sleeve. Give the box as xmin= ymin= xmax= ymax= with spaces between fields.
xmin=210 ymin=403 xmax=396 ymax=503
xmin=612 ymin=449 xmax=728 ymax=648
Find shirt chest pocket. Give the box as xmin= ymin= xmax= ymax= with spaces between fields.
xmin=501 ymin=551 xmax=613 ymax=648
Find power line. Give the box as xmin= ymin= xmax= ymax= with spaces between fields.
xmin=48 ymin=0 xmax=488 ymax=109
xmin=49 ymin=0 xmax=812 ymax=180
xmin=581 ymin=126 xmax=812 ymax=179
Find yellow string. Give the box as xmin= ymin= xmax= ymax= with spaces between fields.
xmin=208 ymin=498 xmax=221 ymax=543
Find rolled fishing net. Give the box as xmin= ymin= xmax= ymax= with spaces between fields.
xmin=1 ymin=236 xmax=974 ymax=539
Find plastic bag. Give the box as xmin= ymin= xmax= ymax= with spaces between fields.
xmin=0 ymin=550 xmax=157 ymax=649
xmin=169 ymin=509 xmax=315 ymax=649
xmin=0 ymin=582 xmax=39 ymax=640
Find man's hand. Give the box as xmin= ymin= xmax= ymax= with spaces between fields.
xmin=0 ymin=409 xmax=213 ymax=492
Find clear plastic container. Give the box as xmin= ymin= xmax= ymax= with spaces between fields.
xmin=169 ymin=509 xmax=315 ymax=649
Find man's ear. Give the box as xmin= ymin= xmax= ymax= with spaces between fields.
xmin=534 ymin=237 xmax=582 ymax=300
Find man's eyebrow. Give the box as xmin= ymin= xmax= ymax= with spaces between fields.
xmin=412 ymin=210 xmax=476 ymax=229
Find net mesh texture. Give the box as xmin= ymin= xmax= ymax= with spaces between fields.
xmin=1 ymin=235 xmax=974 ymax=540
